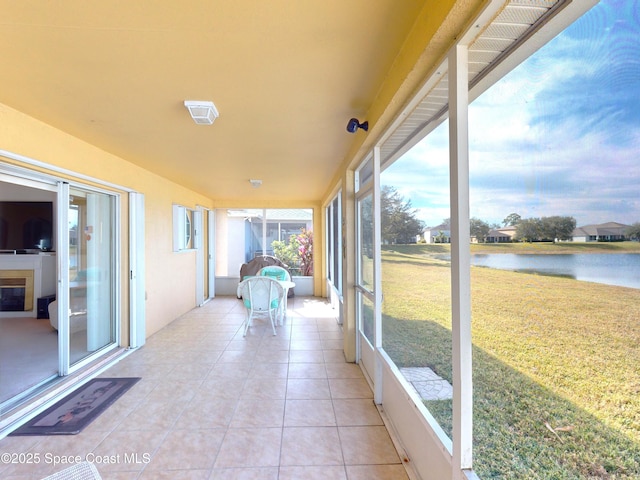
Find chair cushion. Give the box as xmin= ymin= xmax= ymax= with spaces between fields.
xmin=260 ymin=268 xmax=287 ymax=281
xmin=244 ymin=298 xmax=280 ymax=309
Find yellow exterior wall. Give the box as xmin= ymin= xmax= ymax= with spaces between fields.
xmin=320 ymin=0 xmax=484 ymax=361
xmin=0 ymin=103 xmax=212 ymax=338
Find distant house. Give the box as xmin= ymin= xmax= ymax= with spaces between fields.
xmin=486 ymin=226 xmax=517 ymax=243
xmin=571 ymin=222 xmax=629 ymax=242
xmin=423 ymin=224 xmax=451 ymax=243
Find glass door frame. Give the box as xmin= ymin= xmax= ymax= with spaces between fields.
xmin=354 ymin=148 xmax=383 ymax=403
xmin=60 ymin=181 xmax=121 ymax=375
xmin=0 ymin=167 xmax=60 ymax=408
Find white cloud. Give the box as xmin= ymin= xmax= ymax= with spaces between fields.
xmin=381 ymin=0 xmax=640 ymax=228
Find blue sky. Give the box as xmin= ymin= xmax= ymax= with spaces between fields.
xmin=382 ymin=0 xmax=639 ymax=228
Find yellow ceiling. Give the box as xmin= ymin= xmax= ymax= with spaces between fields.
xmin=0 ymin=1 xmax=475 ymax=204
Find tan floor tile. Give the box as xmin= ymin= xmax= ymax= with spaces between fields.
xmin=91 ymin=429 xmax=167 ymax=473
xmin=198 ymin=340 xmax=230 ymax=351
xmin=214 ymin=427 xmax=282 ymax=468
xmin=289 ymin=317 xmax=317 ymax=326
xmin=104 ymin=361 xmax=173 ymax=380
xmin=249 ymin=362 xmax=288 ymax=378
xmin=209 ymin=466 xmax=279 ymax=479
xmin=218 ymin=350 xmax=257 ymax=364
xmin=284 ymin=399 xmax=336 ymax=427
xmin=345 ymin=464 xmax=410 ymax=479
xmin=254 ymin=350 xmax=290 ymax=364
xmin=258 ymin=336 xmax=291 ymax=350
xmin=290 ymin=323 xmax=319 ymax=333
xmin=329 ymin=378 xmax=372 ymax=399
xmin=0 ymin=429 xmax=109 ymax=477
xmin=187 ymin=349 xmax=225 ymax=363
xmin=99 ymin=471 xmax=143 ymax=479
xmin=145 ymin=428 xmax=225 ymax=470
xmin=241 ymin=378 xmax=287 ymax=399
xmin=325 ymin=363 xmax=364 ymax=379
xmin=229 ymin=398 xmax=285 ymax=428
xmin=117 ymin=398 xmax=185 ymax=431
xmin=280 ymin=427 xmax=343 ymax=466
xmin=1 ymin=297 xmax=414 ymax=480
xmin=290 ymin=331 xmax=320 ymax=341
xmin=333 ymin=399 xmax=383 ymax=426
xmin=145 ymin=380 xmax=201 ymax=404
xmin=174 ymin=396 xmax=239 ymax=429
xmin=287 ymin=363 xmax=327 ymax=379
xmin=207 ymin=363 xmax=252 ymax=379
xmin=322 ymin=339 xmax=344 ymax=350
xmin=317 ymin=318 xmax=342 ymax=331
xmin=288 ymin=350 xmax=324 ymax=363
xmin=286 ymin=379 xmax=331 ymax=400
xmin=199 ymin=377 xmax=247 ymax=399
xmin=201 ymin=331 xmax=237 ymax=342
xmin=163 ymin=350 xmax=209 ymax=364
xmin=323 ymin=349 xmax=346 ymax=363
xmin=226 ymin=339 xmax=261 ymax=351
xmin=279 ymin=465 xmax=347 ymax=480
xmin=139 ymin=468 xmax=211 ymax=479
xmin=0 ymin=434 xmax=41 ymax=451
xmin=289 ymin=340 xmax=323 ymax=351
xmin=339 ymin=426 xmax=401 ymax=465
xmin=319 ymin=330 xmax=343 ymax=340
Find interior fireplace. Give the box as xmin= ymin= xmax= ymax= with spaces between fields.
xmin=0 ymin=270 xmax=34 ymax=312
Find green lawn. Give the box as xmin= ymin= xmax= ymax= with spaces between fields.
xmin=380 ymin=243 xmax=640 ymax=479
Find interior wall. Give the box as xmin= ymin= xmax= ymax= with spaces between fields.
xmin=0 ymin=103 xmax=212 ymax=338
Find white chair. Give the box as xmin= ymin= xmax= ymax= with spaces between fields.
xmin=238 ymin=276 xmax=285 ymax=336
xmin=48 ymin=300 xmax=86 ymax=334
xmin=257 ymin=265 xmax=293 ymax=323
xmin=41 ymin=461 xmax=101 ymax=480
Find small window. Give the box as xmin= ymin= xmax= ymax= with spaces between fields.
xmin=173 ymin=204 xmax=195 ymax=251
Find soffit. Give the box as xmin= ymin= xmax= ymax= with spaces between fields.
xmin=379 ymin=0 xmax=597 ymax=166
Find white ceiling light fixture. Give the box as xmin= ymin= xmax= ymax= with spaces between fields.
xmin=249 ymin=179 xmax=262 ymax=188
xmin=184 ymin=100 xmax=219 ymax=125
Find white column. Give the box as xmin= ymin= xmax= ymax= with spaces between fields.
xmin=129 ymin=191 xmax=146 ymax=348
xmin=449 ymin=44 xmax=473 ymax=473
xmin=372 ymin=146 xmax=383 ymax=404
xmin=57 ymin=181 xmax=70 ymax=375
xmin=195 ymin=206 xmax=205 ymax=306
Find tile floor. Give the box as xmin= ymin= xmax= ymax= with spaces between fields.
xmin=0 ymin=296 xmax=411 ymax=480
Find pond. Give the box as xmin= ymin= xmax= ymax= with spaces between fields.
xmin=470 ymin=253 xmax=640 ymax=289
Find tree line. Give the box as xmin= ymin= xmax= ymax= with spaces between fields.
xmin=471 ymin=213 xmax=576 ymax=243
xmin=381 ymin=186 xmax=640 ymax=244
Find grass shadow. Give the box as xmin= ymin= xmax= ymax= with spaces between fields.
xmin=382 ymin=314 xmax=640 ymax=479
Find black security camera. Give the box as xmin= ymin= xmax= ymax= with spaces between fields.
xmin=346 ymin=118 xmax=368 ymax=133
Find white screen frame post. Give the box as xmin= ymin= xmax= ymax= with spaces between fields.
xmin=449 ymin=43 xmax=473 ymax=476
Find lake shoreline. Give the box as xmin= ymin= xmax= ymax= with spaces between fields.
xmin=469 ymin=241 xmax=640 ymax=255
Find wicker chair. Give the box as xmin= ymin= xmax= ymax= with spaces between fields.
xmin=258 ymin=266 xmax=292 ymax=322
xmin=238 ymin=276 xmax=285 ymax=336
xmin=41 ymin=461 xmax=101 ymax=480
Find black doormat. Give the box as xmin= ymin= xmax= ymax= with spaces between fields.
xmin=10 ymin=377 xmax=140 ymax=436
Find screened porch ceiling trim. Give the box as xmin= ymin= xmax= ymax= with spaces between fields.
xmin=378 ymin=0 xmax=590 ymax=168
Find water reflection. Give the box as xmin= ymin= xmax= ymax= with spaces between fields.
xmin=471 ymin=253 xmax=640 ymax=289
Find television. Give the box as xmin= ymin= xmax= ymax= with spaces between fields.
xmin=0 ymin=201 xmax=54 ymax=252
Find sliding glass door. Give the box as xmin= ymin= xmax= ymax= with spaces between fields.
xmin=0 ymin=161 xmax=128 ymax=418
xmin=67 ymin=186 xmax=117 ymax=367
